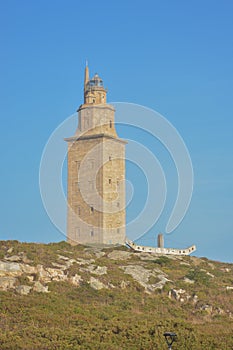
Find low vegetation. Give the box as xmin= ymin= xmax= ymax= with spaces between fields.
xmin=0 ymin=240 xmax=232 ymax=349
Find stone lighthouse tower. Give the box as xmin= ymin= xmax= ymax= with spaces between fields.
xmin=65 ymin=65 xmax=126 ymax=245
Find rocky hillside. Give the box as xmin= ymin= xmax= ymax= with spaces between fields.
xmin=0 ymin=240 xmax=233 ymax=349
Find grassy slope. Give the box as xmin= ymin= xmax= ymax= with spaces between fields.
xmin=0 ymin=240 xmax=232 ymax=350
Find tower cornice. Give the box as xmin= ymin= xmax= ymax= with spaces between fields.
xmin=77 ymin=103 xmax=115 ymax=113
xmin=65 ymin=133 xmax=127 ymax=144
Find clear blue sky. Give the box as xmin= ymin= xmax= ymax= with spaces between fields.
xmin=0 ymin=1 xmax=232 ymax=262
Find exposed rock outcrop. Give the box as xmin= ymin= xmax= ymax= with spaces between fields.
xmin=0 ymin=257 xmax=83 ymax=293
xmin=89 ymin=277 xmax=108 ymax=290
xmin=16 ymin=285 xmax=32 ymax=295
xmin=121 ymin=265 xmax=171 ymax=293
xmin=0 ymin=277 xmax=17 ymax=290
xmin=80 ymin=264 xmax=107 ymax=275
xmin=168 ymin=288 xmax=192 ymax=303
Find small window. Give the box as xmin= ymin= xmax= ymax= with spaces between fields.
xmin=109 ymin=156 xmax=112 ymax=161
xmin=77 ymin=206 xmax=81 ymax=215
xmin=90 ymin=206 xmax=94 ymax=213
xmin=93 ymin=99 xmax=95 ymax=103
xmin=109 ymin=178 xmax=112 ymax=184
xmin=109 ymin=120 xmax=112 ymax=128
xmin=90 ymin=230 xmax=94 ymax=237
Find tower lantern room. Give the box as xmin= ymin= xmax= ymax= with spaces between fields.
xmin=84 ymin=65 xmax=107 ymax=105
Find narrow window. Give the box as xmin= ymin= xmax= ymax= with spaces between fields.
xmin=75 ymin=227 xmax=80 ymax=239
xmin=109 ymin=156 xmax=112 ymax=161
xmin=90 ymin=230 xmax=94 ymax=237
xmin=90 ymin=206 xmax=94 ymax=213
xmin=109 ymin=120 xmax=112 ymax=128
xmin=109 ymin=178 xmax=112 ymax=184
xmin=84 ymin=117 xmax=89 ymax=128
